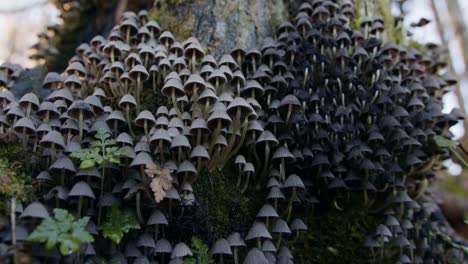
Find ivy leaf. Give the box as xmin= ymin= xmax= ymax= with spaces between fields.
xmin=27 ymin=209 xmax=93 ymax=256
xmin=100 ymin=205 xmax=140 ymax=244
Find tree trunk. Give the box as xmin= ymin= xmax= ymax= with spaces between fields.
xmin=150 ymin=0 xmax=288 ymax=57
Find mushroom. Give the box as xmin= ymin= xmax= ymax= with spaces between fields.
xmin=68 ymin=181 xmax=95 ymax=217
xmin=282 ymin=174 xmax=305 ymax=221
xmin=162 ymin=75 xmax=185 ymax=119
xmin=171 ymin=242 xmax=192 ymax=261
xmin=129 ymin=64 xmax=149 ymax=111
xmin=211 ymin=238 xmax=232 ymax=264
xmin=135 ymin=110 xmax=156 ymax=140
xmin=67 ymin=100 xmax=95 ymax=143
xmin=227 ymin=232 xmax=246 ymax=264
xmin=245 ymin=222 xmax=272 ymax=248
xmin=147 ymin=209 xmax=168 ymax=241
xmin=118 ymin=94 xmax=137 ymax=136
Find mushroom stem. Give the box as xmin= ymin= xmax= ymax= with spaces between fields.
xmin=126 ymin=105 xmax=135 ymax=137
xmin=152 ymin=74 xmax=156 ymax=94
xmin=154 ymin=225 xmax=159 ymax=241
xmin=21 ymin=128 xmax=27 ymax=150
xmin=280 ymin=158 xmax=285 ymax=182
xmin=286 ymin=187 xmax=297 ymax=222
xmin=10 ymin=197 xmax=16 ymax=246
xmin=144 ymin=120 xmax=149 ymax=140
xmin=97 ymin=162 xmax=106 ymax=227
xmin=136 ymin=191 xmax=143 ymax=224
xmin=236 ymin=165 xmax=243 ymax=188
xmin=171 ymin=89 xmax=182 ymax=119
xmin=78 ymin=196 xmax=83 ymax=217
xmin=136 ymin=75 xmax=141 ymax=112
xmin=233 ymin=247 xmax=239 ymax=264
xmin=276 ymin=233 xmax=283 ymax=249
xmin=241 ymin=173 xmax=250 ymax=193
xmin=259 ymin=143 xmax=270 ymax=183
xmin=285 ymin=104 xmax=292 ymax=124
xmin=78 ymin=110 xmax=84 ymax=144
xmin=158 ymin=141 xmax=165 ymax=163
xmin=220 ymin=254 xmax=224 ymax=264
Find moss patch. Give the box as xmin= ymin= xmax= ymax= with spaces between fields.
xmin=192 ymin=166 xmax=258 ymax=241
xmin=289 ymin=206 xmax=379 ymax=264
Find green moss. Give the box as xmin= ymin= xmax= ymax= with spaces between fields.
xmin=193 ymin=166 xmax=258 ymax=240
xmin=289 ymin=206 xmax=379 ymax=264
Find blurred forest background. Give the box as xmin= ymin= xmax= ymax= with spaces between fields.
xmin=1 ymin=0 xmax=468 ymax=235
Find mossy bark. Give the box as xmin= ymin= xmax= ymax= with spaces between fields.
xmin=150 ymin=0 xmax=288 ymax=57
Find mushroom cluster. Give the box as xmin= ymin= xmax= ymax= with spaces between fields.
xmin=0 ymin=0 xmax=466 ymax=263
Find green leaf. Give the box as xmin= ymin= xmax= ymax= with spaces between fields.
xmin=27 ymin=208 xmax=93 ymax=256
xmin=80 ymin=159 xmax=96 ymax=169
xmin=100 ymin=205 xmax=140 ymax=244
xmin=433 ymin=135 xmax=458 ymax=148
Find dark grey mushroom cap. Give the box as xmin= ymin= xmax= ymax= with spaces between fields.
xmin=171 ymin=242 xmax=193 ymax=258
xmin=40 ymin=130 xmax=65 ymax=149
xmin=227 ymin=232 xmax=246 ymax=247
xmin=290 ymin=218 xmax=307 ymax=231
xmin=283 ymin=174 xmax=305 ymax=189
xmin=137 ymin=233 xmax=156 ymax=248
xmin=49 ymin=156 xmax=76 ymax=173
xmin=211 ymin=238 xmax=232 ymax=255
xmin=256 ymin=204 xmax=279 ymax=218
xmin=36 ymin=171 xmax=52 ymax=181
xmin=243 ymin=248 xmax=268 ymax=264
xmin=271 ymin=219 xmax=291 ymax=234
xmin=155 ymin=238 xmax=173 ymax=254
xmin=261 ymin=239 xmax=277 ymax=252
xmin=125 ymin=243 xmax=142 ymax=257
xmin=69 ymin=181 xmax=96 ymax=199
xmin=245 ymin=222 xmax=272 ymax=240
xmin=147 ymin=209 xmax=168 ymax=225
xmin=130 ymin=152 xmax=153 ymax=167
xmin=20 ymin=201 xmax=49 ymax=219
xmin=277 ymin=246 xmax=293 ymax=259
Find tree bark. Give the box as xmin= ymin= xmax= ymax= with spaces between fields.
xmin=150 ymin=0 xmax=288 ymax=57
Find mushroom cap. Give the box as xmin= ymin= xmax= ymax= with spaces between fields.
xmin=243 ymin=248 xmax=268 ymax=264
xmin=19 ymin=93 xmax=40 ymax=110
xmin=190 ymin=145 xmax=210 ymax=160
xmin=256 ymin=204 xmax=279 ymax=218
xmin=147 ymin=209 xmax=168 ymax=225
xmin=162 ymin=78 xmax=185 ymax=98
xmin=290 ymin=218 xmax=307 ymax=231
xmin=171 ymin=242 xmax=193 ymax=258
xmin=245 ymin=222 xmax=272 ymax=240
xmin=119 ymin=94 xmax=137 ymax=108
xmin=20 ymin=202 xmax=49 ymax=219
xmin=49 ymin=156 xmax=76 ymax=173
xmin=271 ymin=219 xmax=291 ymax=234
xmin=227 ymin=232 xmax=246 ymax=247
xmin=137 ymin=233 xmax=156 ymax=248
xmin=13 ymin=117 xmax=36 ymax=134
xmin=40 ymin=130 xmax=65 ymax=149
xmin=261 ymin=240 xmax=277 ymax=252
xmin=135 ymin=110 xmax=156 ymax=127
xmin=68 ymin=100 xmax=95 ymax=119
xmin=69 ymin=181 xmax=96 ymax=199
xmin=283 ymin=174 xmax=305 ymax=189
xmin=154 ymin=238 xmax=173 ymax=254
xmin=211 ymin=238 xmax=232 ymax=255
xmin=226 ymin=97 xmax=254 ymax=118
xmin=130 ymin=152 xmax=153 ymax=167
